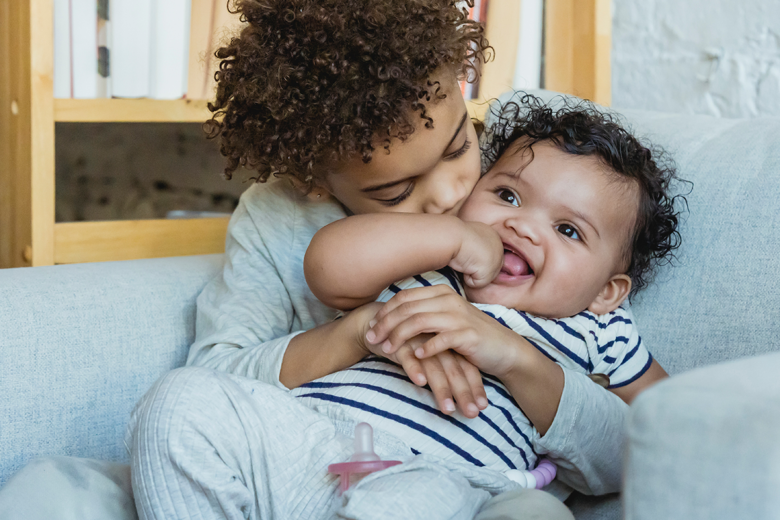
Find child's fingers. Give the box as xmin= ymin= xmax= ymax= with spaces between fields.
xmin=380 ymin=311 xmax=460 ymax=354
xmin=457 ymin=357 xmax=489 ymax=410
xmin=417 ymin=356 xmax=457 ymax=415
xmin=371 ymin=285 xmax=455 ymax=325
xmin=436 ymin=351 xmax=480 ymax=418
xmin=367 ymin=290 xmax=464 ymax=349
xmin=394 ymin=345 xmax=428 ymax=387
xmin=413 ymin=330 xmax=476 ymax=360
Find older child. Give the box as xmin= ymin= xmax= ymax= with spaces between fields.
xmin=303 ymin=96 xmax=682 ymax=474
xmin=127 ymin=2 xmax=639 ymax=519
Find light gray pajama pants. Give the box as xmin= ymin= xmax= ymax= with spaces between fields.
xmin=127 ymin=367 xmax=573 ymax=520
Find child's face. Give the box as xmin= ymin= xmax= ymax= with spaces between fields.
xmin=321 ymin=74 xmax=481 ymax=216
xmin=458 ymin=140 xmax=638 ymax=318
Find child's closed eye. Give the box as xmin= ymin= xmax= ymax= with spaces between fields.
xmin=445 ymin=138 xmax=471 ymax=161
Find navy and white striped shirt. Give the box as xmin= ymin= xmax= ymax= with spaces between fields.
xmin=292 ymin=270 xmax=652 ymax=472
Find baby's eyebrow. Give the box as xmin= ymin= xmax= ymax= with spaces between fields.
xmin=569 ymin=208 xmax=600 ymax=239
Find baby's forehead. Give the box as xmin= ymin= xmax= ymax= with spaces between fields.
xmin=487 ymin=140 xmax=641 ymax=235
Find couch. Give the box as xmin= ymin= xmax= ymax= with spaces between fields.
xmin=1 ymin=105 xmax=779 ymax=519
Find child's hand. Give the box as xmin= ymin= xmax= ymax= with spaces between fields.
xmin=387 ymin=337 xmax=488 ymax=419
xmin=367 ymin=285 xmax=532 ymax=379
xmin=451 ymin=221 xmax=503 ymax=289
xmin=353 ymin=303 xmax=487 ymax=418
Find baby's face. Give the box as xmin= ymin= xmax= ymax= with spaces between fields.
xmin=458 ymin=140 xmax=638 ymax=318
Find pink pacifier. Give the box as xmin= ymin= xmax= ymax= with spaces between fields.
xmin=328 ymin=422 xmax=402 ymax=494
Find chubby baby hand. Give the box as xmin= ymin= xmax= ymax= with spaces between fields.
xmin=450 ymin=221 xmax=503 ymax=289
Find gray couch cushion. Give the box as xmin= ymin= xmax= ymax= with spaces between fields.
xmin=0 ymin=255 xmax=223 ymax=486
xmin=618 ymin=111 xmax=780 ymax=374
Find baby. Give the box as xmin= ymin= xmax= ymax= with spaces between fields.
xmin=302 ymin=95 xmax=685 ymax=473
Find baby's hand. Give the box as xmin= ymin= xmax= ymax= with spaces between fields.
xmin=368 ymin=285 xmax=532 ymax=380
xmin=393 ymin=336 xmax=488 ymax=419
xmin=350 ymin=299 xmax=487 ymax=418
xmin=450 ymin=221 xmax=503 ymax=288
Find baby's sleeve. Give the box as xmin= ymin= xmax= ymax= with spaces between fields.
xmin=588 ymin=306 xmax=653 ymax=389
xmin=376 ymin=268 xmax=465 ymax=303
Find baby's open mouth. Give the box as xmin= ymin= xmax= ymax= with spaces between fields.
xmin=502 ymin=249 xmax=533 ymax=276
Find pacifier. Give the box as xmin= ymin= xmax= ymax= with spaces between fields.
xmin=328 ymin=422 xmax=402 ymax=494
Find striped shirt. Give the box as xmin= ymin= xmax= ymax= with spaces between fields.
xmin=291 ymin=269 xmax=652 ymax=472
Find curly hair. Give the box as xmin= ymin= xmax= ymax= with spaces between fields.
xmin=481 ymin=94 xmax=690 ymax=298
xmin=203 ymin=0 xmax=490 ymax=188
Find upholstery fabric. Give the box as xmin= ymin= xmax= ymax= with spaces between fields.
xmin=1 ymin=97 xmax=779 ymax=519
xmin=624 ymin=351 xmax=780 ymax=519
xmin=0 ymin=255 xmax=222 ymax=486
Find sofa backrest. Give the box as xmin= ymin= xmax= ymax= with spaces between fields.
xmin=0 ymin=254 xmax=223 ymax=486
xmin=2 ymin=104 xmax=780 ymax=485
xmin=618 ymin=109 xmax=780 ymax=375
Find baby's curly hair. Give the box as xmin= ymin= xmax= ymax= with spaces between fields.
xmin=481 ymin=94 xmax=690 ymax=298
xmin=204 ymin=0 xmax=490 ymax=188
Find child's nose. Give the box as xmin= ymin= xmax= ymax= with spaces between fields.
xmin=423 ymin=179 xmax=467 ymax=215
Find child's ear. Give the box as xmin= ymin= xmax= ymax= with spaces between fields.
xmin=587 ymin=274 xmax=632 ymax=315
xmin=287 ymin=176 xmax=331 ymax=201
xmin=306 ymin=186 xmax=330 ymax=201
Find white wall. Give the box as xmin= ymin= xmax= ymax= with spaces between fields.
xmin=612 ymin=0 xmax=780 ymax=118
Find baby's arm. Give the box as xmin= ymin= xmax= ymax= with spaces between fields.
xmin=304 ymin=213 xmax=502 ymax=310
xmin=589 ymin=307 xmax=669 ymax=404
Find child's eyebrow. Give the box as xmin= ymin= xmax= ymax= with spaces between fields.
xmin=361 ymin=111 xmax=468 ymax=193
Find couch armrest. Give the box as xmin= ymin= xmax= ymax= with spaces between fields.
xmin=624 ymin=351 xmax=780 ymax=520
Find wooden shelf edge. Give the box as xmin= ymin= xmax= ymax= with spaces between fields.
xmin=54 ymin=98 xmax=213 ymax=122
xmin=54 ymin=218 xmax=229 ymax=264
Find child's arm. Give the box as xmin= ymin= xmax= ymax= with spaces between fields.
xmin=304 ymin=213 xmax=503 ymax=310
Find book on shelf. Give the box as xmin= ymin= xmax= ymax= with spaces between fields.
xmin=460 ymin=0 xmax=490 ymax=101
xmin=186 ymin=0 xmax=244 ymax=100
xmin=97 ymin=0 xmax=111 ymax=98
xmin=149 ymin=0 xmax=192 ymax=99
xmin=71 ymin=0 xmax=98 ymax=99
xmin=53 ymin=0 xmax=71 ymax=98
xmin=54 ymin=0 xmax=195 ymax=100
xmin=111 ymin=0 xmax=153 ymax=98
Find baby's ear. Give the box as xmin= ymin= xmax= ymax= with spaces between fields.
xmin=588 ymin=274 xmax=632 ymax=315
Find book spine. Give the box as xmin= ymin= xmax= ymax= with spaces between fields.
xmin=70 ymin=0 xmax=98 ymax=99
xmin=186 ymin=0 xmax=216 ymax=100
xmin=96 ymin=0 xmax=111 ymax=98
xmin=53 ymin=0 xmax=72 ymax=98
xmin=149 ymin=0 xmax=192 ymax=99
xmin=111 ymin=0 xmax=153 ymax=98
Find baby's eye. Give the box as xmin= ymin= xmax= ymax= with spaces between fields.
xmin=556 ymin=224 xmax=580 ymax=240
xmin=497 ymin=189 xmax=520 ymax=207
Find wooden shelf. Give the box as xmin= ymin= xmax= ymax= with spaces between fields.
xmin=54 ymin=98 xmax=212 ymax=122
xmin=54 ymin=218 xmax=229 ymax=264
xmin=1 ymin=0 xmax=610 ymax=268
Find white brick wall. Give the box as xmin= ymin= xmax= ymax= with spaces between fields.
xmin=612 ymin=0 xmax=780 ymax=117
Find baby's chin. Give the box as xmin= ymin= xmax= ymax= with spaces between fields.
xmin=465 ymin=285 xmax=528 ymax=311
xmin=464 ymin=284 xmax=564 ymax=319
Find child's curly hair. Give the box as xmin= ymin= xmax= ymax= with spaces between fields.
xmin=204 ymin=0 xmax=490 ymax=188
xmin=481 ymin=94 xmax=690 ymax=298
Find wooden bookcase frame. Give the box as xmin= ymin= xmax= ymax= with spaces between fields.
xmin=0 ymin=0 xmax=610 ymax=268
